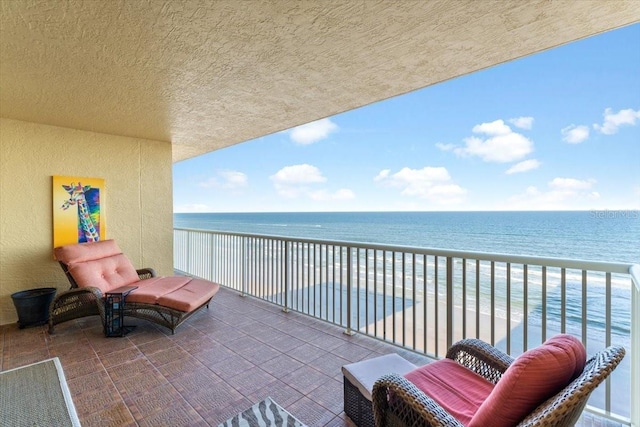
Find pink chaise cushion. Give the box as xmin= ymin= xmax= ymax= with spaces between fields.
xmin=404 ymin=358 xmax=495 ymax=425
xmin=469 ymin=334 xmax=587 ymax=427
xmin=66 ymin=253 xmax=140 ymax=294
xmin=157 ymin=278 xmax=220 ymax=312
xmin=55 ymin=239 xmax=122 ymax=264
xmin=126 ymin=276 xmax=192 ymax=305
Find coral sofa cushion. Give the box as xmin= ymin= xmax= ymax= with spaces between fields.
xmin=156 ymin=278 xmax=220 ymax=312
xmin=55 ymin=239 xmax=122 ymax=264
xmin=469 ymin=334 xmax=587 ymax=427
xmin=66 ymin=253 xmax=140 ymax=294
xmin=127 ymin=277 xmax=220 ymax=312
xmin=404 ymin=358 xmax=495 ymax=425
xmin=126 ymin=276 xmax=191 ymax=305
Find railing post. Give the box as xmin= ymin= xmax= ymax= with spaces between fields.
xmin=240 ymin=237 xmax=247 ymax=297
xmin=345 ymin=246 xmax=355 ymax=335
xmin=446 ymin=256 xmax=454 ymax=350
xmin=283 ymin=241 xmax=290 ymax=313
xmin=186 ymin=231 xmax=191 ymax=275
xmin=631 ymin=265 xmax=640 ymax=427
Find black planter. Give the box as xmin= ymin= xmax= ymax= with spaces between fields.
xmin=11 ymin=287 xmax=57 ymax=329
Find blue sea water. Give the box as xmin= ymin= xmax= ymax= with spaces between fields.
xmin=174 ymin=210 xmax=639 ymax=263
xmin=175 ymin=210 xmax=639 ymax=339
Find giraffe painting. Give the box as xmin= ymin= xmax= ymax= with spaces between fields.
xmin=61 ymin=182 xmax=100 ymax=242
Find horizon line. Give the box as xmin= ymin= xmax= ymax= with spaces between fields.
xmin=174 ymin=208 xmax=640 ymax=214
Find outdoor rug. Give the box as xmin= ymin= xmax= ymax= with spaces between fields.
xmin=0 ymin=357 xmax=81 ymax=427
xmin=218 ymin=397 xmax=307 ymax=427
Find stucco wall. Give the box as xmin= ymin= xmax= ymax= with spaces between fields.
xmin=0 ymin=118 xmax=174 ymax=325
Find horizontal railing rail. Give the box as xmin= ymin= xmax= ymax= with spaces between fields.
xmin=174 ymin=227 xmax=638 ymax=425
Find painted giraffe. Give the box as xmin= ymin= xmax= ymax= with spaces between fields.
xmin=61 ymin=182 xmax=100 ymax=242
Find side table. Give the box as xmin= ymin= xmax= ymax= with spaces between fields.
xmin=104 ymin=285 xmax=138 ymax=337
xmin=342 ymin=354 xmax=417 ymax=427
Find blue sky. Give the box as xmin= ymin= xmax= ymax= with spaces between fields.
xmin=174 ymin=24 xmax=640 ymax=213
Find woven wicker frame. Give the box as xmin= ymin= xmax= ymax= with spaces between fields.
xmin=49 ymin=264 xmax=212 ymax=335
xmin=344 ymin=375 xmax=375 ymax=427
xmin=372 ymin=339 xmax=625 ymax=427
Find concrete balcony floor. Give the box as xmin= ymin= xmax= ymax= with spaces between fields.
xmin=1 ymin=287 xmax=624 ymax=427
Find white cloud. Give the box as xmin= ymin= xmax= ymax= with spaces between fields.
xmin=375 ymin=166 xmax=466 ymax=204
xmin=199 ymin=178 xmax=218 ymax=188
xmin=452 ymin=119 xmax=534 ymax=162
xmin=270 ymin=164 xmax=354 ymax=201
xmin=548 ymin=177 xmax=596 ymax=191
xmin=505 ymin=159 xmax=541 ymax=175
xmin=509 ymin=116 xmax=534 ymax=130
xmin=507 ymin=177 xmax=598 ymax=209
xmin=472 ymin=119 xmax=512 ymax=136
xmin=289 ymin=118 xmax=338 ymax=145
xmin=333 ymin=188 xmax=356 ymax=200
xmin=219 ymin=170 xmax=248 ymax=188
xmin=199 ymin=170 xmax=248 ymax=190
xmin=435 ymin=142 xmax=456 ymax=152
xmin=374 ymin=169 xmax=390 ymax=181
xmin=593 ymin=108 xmax=640 ymax=135
xmin=270 ymin=164 xmax=326 ymax=197
xmin=456 ymin=135 xmax=533 ymax=163
xmin=561 ymin=125 xmax=590 ymax=144
xmin=270 ymin=164 xmax=326 ymax=185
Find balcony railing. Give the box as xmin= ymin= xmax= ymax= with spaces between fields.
xmin=174 ymin=227 xmax=639 ymax=426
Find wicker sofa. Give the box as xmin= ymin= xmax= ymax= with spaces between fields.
xmin=49 ymin=239 xmax=220 ymax=334
xmin=372 ymin=337 xmax=625 ymax=427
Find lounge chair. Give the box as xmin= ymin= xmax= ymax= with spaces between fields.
xmin=49 ymin=239 xmax=220 ymax=334
xmin=372 ymin=335 xmax=625 ymax=427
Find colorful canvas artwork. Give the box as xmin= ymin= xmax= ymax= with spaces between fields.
xmin=52 ymin=176 xmax=106 ymax=249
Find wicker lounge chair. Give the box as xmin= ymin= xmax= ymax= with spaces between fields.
xmin=49 ymin=239 xmax=220 ymax=334
xmin=372 ymin=337 xmax=625 ymax=427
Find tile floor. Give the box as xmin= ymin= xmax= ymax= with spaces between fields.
xmin=1 ymin=286 xmax=624 ymax=426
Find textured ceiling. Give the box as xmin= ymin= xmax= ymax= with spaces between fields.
xmin=1 ymin=1 xmax=639 ymax=162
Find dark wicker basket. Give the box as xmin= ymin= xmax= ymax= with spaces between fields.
xmin=11 ymin=287 xmax=57 ymax=328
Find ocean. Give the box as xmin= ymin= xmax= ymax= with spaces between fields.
xmin=174 ymin=210 xmax=640 ymax=264
xmin=175 ymin=210 xmax=638 ymax=341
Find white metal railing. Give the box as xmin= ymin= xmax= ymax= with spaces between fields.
xmin=630 ymin=264 xmax=639 ymax=427
xmin=174 ymin=227 xmax=638 ymax=425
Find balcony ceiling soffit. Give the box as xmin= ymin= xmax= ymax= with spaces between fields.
xmin=1 ymin=0 xmax=639 ymax=162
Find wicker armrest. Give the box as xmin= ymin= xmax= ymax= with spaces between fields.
xmin=48 ymin=286 xmax=104 ymax=333
xmin=136 ymin=268 xmax=156 ymax=280
xmin=372 ymin=373 xmax=464 ymax=427
xmin=446 ymin=339 xmax=514 ymax=384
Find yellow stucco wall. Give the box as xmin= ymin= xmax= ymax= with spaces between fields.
xmin=0 ymin=118 xmax=174 ymax=325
